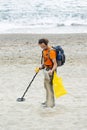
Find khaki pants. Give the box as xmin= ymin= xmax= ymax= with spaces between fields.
xmin=43 ymin=69 xmax=55 ymax=107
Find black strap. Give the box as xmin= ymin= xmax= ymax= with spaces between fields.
xmin=41 ymin=50 xmax=43 ymax=64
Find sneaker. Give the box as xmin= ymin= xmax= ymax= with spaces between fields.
xmin=41 ymin=101 xmax=46 ymax=105
xmin=42 ymin=104 xmax=47 ymax=108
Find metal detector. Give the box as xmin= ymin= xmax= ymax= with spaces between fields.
xmin=17 ymin=72 xmax=38 ymax=102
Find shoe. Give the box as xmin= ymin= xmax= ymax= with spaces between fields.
xmin=41 ymin=101 xmax=46 ymax=105
xmin=42 ymin=104 xmax=47 ymax=108
xmin=46 ymin=104 xmax=55 ymax=108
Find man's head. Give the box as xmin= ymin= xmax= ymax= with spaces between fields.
xmin=38 ymin=38 xmax=49 ymax=50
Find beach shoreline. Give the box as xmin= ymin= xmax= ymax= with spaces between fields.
xmin=0 ymin=33 xmax=87 ymax=130
xmin=1 ymin=25 xmax=87 ymax=34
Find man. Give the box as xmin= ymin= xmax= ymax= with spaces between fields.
xmin=36 ymin=38 xmax=57 ymax=108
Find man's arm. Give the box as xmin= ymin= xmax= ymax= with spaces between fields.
xmin=48 ymin=58 xmax=57 ymax=75
xmin=52 ymin=58 xmax=57 ymax=72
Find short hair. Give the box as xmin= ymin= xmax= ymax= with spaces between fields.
xmin=38 ymin=38 xmax=49 ymax=45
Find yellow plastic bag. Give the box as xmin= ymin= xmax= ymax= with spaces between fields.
xmin=53 ymin=71 xmax=67 ymax=98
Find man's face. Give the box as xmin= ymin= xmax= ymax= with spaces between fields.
xmin=38 ymin=43 xmax=48 ymax=50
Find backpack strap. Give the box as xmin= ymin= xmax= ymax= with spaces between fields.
xmin=41 ymin=50 xmax=43 ymax=64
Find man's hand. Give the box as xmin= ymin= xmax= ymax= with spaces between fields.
xmin=48 ymin=70 xmax=53 ymax=75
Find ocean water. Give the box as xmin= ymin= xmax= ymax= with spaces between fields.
xmin=0 ymin=0 xmax=87 ymax=33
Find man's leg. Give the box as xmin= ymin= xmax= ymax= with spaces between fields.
xmin=43 ymin=70 xmax=55 ymax=107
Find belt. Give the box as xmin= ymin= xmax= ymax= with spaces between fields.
xmin=44 ymin=65 xmax=52 ymax=71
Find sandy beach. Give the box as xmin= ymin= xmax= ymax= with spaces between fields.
xmin=0 ymin=33 xmax=87 ymax=130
